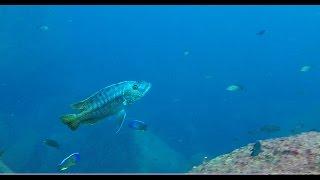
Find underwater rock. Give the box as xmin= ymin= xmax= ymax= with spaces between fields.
xmin=0 ymin=113 xmax=11 ymax=147
xmin=189 ymin=131 xmax=320 ymax=174
xmin=132 ymin=131 xmax=190 ymax=173
xmin=4 ymin=129 xmax=40 ymax=172
xmin=0 ymin=160 xmax=13 ymax=173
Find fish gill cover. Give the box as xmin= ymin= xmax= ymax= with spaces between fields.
xmin=0 ymin=5 xmax=320 ymax=174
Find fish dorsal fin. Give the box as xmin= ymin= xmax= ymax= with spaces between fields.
xmin=71 ymin=82 xmax=128 ymax=111
xmin=71 ymin=88 xmax=109 ymax=111
xmin=71 ymin=100 xmax=88 ymax=111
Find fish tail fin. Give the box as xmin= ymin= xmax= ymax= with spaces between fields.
xmin=60 ymin=114 xmax=80 ymax=131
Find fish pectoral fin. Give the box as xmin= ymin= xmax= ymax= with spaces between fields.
xmin=115 ymin=110 xmax=126 ymax=134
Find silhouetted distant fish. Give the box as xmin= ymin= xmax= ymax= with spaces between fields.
xmin=260 ymin=124 xmax=281 ymax=133
xmin=128 ymin=120 xmax=148 ymax=131
xmin=251 ymin=141 xmax=262 ymax=157
xmin=256 ymin=30 xmax=266 ymax=36
xmin=58 ymin=153 xmax=80 ymax=172
xmin=43 ymin=139 xmax=60 ymax=149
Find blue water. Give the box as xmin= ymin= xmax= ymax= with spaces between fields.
xmin=1 ymin=5 xmax=320 ymax=173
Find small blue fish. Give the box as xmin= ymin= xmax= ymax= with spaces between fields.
xmin=128 ymin=120 xmax=148 ymax=131
xmin=58 ymin=152 xmax=80 ymax=172
xmin=250 ymin=141 xmax=262 ymax=157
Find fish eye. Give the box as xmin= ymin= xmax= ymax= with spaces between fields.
xmin=132 ymin=84 xmax=139 ymax=90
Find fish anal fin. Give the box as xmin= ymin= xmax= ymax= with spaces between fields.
xmin=83 ymin=118 xmax=101 ymax=125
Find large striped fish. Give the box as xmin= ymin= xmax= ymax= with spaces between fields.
xmin=60 ymin=81 xmax=151 ymax=133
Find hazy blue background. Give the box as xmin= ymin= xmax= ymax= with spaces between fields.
xmin=0 ymin=5 xmax=320 ymax=173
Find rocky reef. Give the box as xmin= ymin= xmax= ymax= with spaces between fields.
xmin=189 ymin=131 xmax=320 ymax=174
